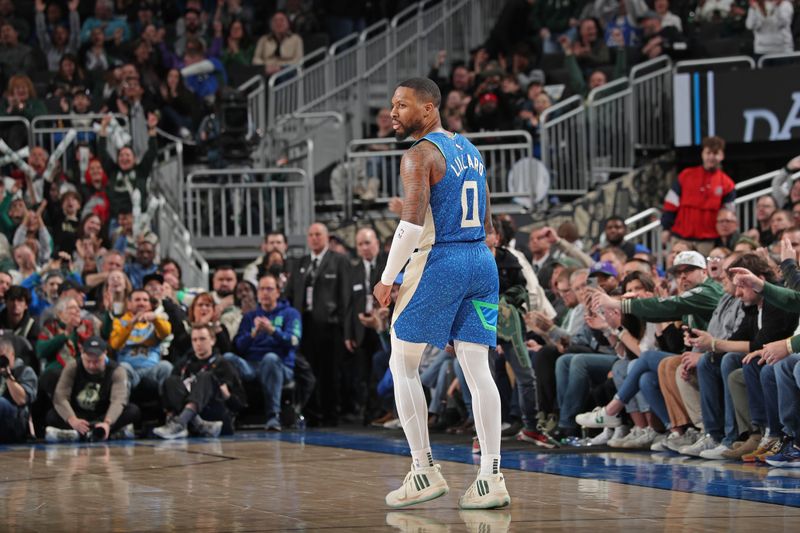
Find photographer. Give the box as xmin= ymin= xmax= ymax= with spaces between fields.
xmin=153 ymin=325 xmax=246 ymax=439
xmin=45 ymin=336 xmax=139 ymax=442
xmin=0 ymin=337 xmax=37 ymax=443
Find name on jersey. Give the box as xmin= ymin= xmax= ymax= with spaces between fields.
xmin=450 ymin=154 xmax=485 ymax=178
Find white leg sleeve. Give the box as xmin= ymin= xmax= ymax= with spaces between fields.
xmin=389 ymin=331 xmax=431 ymax=464
xmin=455 ymin=340 xmax=502 ymax=468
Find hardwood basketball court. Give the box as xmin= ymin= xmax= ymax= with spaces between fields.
xmin=3 ymin=430 xmax=800 ymax=531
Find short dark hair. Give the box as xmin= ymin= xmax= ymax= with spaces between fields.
xmin=398 ymin=77 xmax=442 ymax=107
xmin=258 ymin=272 xmax=280 ymax=285
xmin=265 ymin=231 xmax=287 ymax=243
xmin=728 ymin=253 xmax=775 ymax=283
xmin=605 ymin=215 xmax=626 ymax=227
xmin=5 ymin=285 xmax=30 ymax=304
xmin=702 ymin=136 xmax=726 ymax=153
xmin=622 ymin=271 xmax=655 ymax=293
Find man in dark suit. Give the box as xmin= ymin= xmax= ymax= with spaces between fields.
xmin=343 ymin=227 xmax=387 ymax=422
xmin=285 ymin=222 xmax=351 ymax=426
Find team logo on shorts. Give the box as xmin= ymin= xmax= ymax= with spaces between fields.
xmin=471 ymin=300 xmax=498 ymax=332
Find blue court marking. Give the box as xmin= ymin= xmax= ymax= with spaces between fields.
xmin=237 ymin=430 xmax=800 ymax=508
xmin=4 ymin=430 xmax=800 ymax=507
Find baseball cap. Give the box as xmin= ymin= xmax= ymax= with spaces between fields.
xmin=669 ymin=251 xmax=707 ymax=273
xmin=57 ymin=278 xmax=85 ymax=295
xmin=554 ymin=256 xmax=582 ymax=269
xmin=82 ymin=336 xmax=107 ymax=356
xmin=638 ymin=10 xmax=659 ymax=21
xmin=527 ymin=69 xmax=546 ymax=86
xmin=589 ymin=261 xmax=618 ymax=278
xmin=479 ymin=93 xmax=499 ymax=105
xmin=143 ymin=272 xmax=165 ymax=286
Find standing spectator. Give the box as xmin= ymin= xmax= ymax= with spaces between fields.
xmin=0 ymin=22 xmax=35 ymax=76
xmin=655 ymin=0 xmax=683 ymax=31
xmin=232 ymin=273 xmax=302 ymax=431
xmin=252 ymin=11 xmax=304 ymax=77
xmin=0 ymin=337 xmax=37 ymax=443
xmin=35 ymin=0 xmax=81 ymax=73
xmin=571 ymin=18 xmax=611 ymax=68
xmin=109 ymin=288 xmax=172 ymax=392
xmin=79 ymin=0 xmax=130 ymax=44
xmin=286 ymin=222 xmax=350 ymax=426
xmin=343 ymin=227 xmax=386 ymax=420
xmin=661 ymin=136 xmax=735 ymax=256
xmin=746 ymin=0 xmax=795 ymax=55
xmin=97 ymin=112 xmax=158 ymax=219
xmin=221 ymin=18 xmax=254 ymax=69
xmin=638 ymin=10 xmax=690 ymax=61
xmin=45 ymin=336 xmax=139 ymax=442
xmin=153 ymin=325 xmax=246 ymax=439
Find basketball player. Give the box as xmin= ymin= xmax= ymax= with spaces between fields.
xmin=373 ymin=78 xmax=510 ymax=510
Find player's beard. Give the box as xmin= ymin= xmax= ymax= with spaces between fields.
xmin=394 ymin=118 xmax=423 ymax=141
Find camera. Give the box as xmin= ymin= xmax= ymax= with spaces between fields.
xmin=85 ymin=424 xmax=107 ymax=442
xmin=0 ymin=354 xmax=8 ymax=370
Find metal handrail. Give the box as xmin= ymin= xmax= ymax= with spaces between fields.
xmin=757 ymin=51 xmax=800 ymax=68
xmin=674 ymin=55 xmax=755 ymax=73
xmin=630 ymin=55 xmax=672 ymax=79
xmin=586 ymin=77 xmax=629 ymax=105
xmin=624 ymin=208 xmax=659 ymax=226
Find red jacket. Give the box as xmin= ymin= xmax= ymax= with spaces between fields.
xmin=661 ymin=166 xmax=736 ymax=240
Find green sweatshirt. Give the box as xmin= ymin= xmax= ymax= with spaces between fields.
xmin=761 ymin=282 xmax=800 ymax=352
xmin=620 ymin=277 xmax=723 ymax=331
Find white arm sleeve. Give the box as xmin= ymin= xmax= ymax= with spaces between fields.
xmin=181 ymin=59 xmax=215 ymax=77
xmin=380 ymin=220 xmax=423 ymax=285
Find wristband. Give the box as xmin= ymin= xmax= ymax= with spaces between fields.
xmin=787 ymin=338 xmax=794 ymax=355
xmin=616 ymin=326 xmax=625 ymax=339
xmin=711 ymin=338 xmax=716 ymax=353
xmin=380 ymin=220 xmax=423 ymax=285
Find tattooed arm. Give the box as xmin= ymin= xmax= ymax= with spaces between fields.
xmin=374 ymin=142 xmax=443 ymax=305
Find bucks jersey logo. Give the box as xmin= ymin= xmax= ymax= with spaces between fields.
xmin=77 ymin=382 xmax=102 ymax=412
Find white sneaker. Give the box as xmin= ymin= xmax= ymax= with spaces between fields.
xmin=699 ymin=443 xmax=732 ymax=460
xmin=575 ymin=406 xmax=622 ymax=428
xmin=651 ymin=431 xmax=678 ymax=451
xmin=679 ymin=433 xmax=719 ymax=457
xmin=385 ymin=464 xmax=449 ymax=508
xmin=622 ymin=427 xmax=659 ymax=449
xmin=606 ymin=426 xmax=632 ymax=448
xmin=459 ymin=473 xmax=511 ymax=509
xmin=383 ymin=419 xmax=402 ymax=429
xmin=459 ymin=509 xmax=512 ymax=533
xmin=45 ymin=426 xmax=79 ymax=443
xmin=588 ymin=427 xmax=615 ymax=446
xmin=664 ymin=427 xmax=701 ymax=452
xmin=610 ymin=426 xmax=641 ymax=448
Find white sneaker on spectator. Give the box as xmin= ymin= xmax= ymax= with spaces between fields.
xmin=606 ymin=426 xmax=632 ymax=448
xmin=679 ymin=433 xmax=719 ymax=457
xmin=459 ymin=473 xmax=511 ymax=509
xmin=664 ymin=428 xmax=701 ymax=452
xmin=154 ymin=420 xmax=189 ymax=440
xmin=588 ymin=427 xmax=615 ymax=446
xmin=575 ymin=407 xmax=622 ymax=428
xmin=385 ymin=464 xmax=449 ymax=508
xmin=651 ymin=431 xmax=678 ymax=451
xmin=383 ymin=419 xmax=402 ymax=429
xmin=699 ymin=443 xmax=732 ymax=460
xmin=623 ymin=427 xmax=659 ymax=449
xmin=610 ymin=426 xmax=641 ymax=448
xmin=45 ymin=426 xmax=79 ymax=443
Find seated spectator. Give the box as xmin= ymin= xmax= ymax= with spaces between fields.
xmin=466 ymin=70 xmax=515 ymax=132
xmin=0 ymin=270 xmax=11 ymax=308
xmin=231 ymin=273 xmax=302 ymax=431
xmin=45 ymin=336 xmax=139 ymax=442
xmin=0 ymin=336 xmax=37 ymax=443
xmin=638 ymin=10 xmax=689 ymax=61
xmin=714 ymin=209 xmax=740 ymax=250
xmin=111 ymin=204 xmax=135 ymax=258
xmin=210 ymin=266 xmax=242 ymax=339
xmin=159 ymin=69 xmax=202 ymax=141
xmin=253 ymin=11 xmax=304 ymax=76
xmin=0 ymin=22 xmax=36 ymax=77
xmin=49 ymin=53 xmax=90 ymax=100
xmin=235 ymin=280 xmax=258 ymax=316
xmin=109 ymin=288 xmax=173 ymax=392
xmin=1 ymin=75 xmax=47 ymax=126
xmin=96 ymin=269 xmax=131 ymax=332
xmin=572 ymin=18 xmax=611 ymax=68
xmin=80 ymin=26 xmax=114 ymax=72
xmin=0 ymin=285 xmax=38 ymax=349
xmin=153 ymin=325 xmax=246 ymax=439
xmin=35 ymin=0 xmax=81 ymax=73
xmin=125 ymin=238 xmax=158 ymax=290
xmin=142 ymin=272 xmax=189 ymax=362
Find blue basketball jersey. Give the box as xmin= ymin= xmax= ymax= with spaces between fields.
xmin=413 ymin=132 xmax=487 ymax=247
